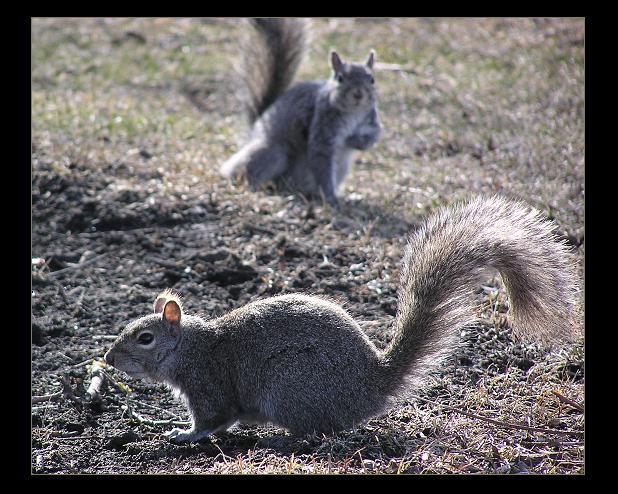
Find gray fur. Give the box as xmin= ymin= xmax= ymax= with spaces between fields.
xmin=238 ymin=18 xmax=309 ymax=125
xmin=220 ymin=18 xmax=382 ymax=207
xmin=104 ymin=196 xmax=581 ymax=442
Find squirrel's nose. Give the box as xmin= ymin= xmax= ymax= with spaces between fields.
xmin=104 ymin=350 xmax=114 ymax=367
xmin=353 ymin=90 xmax=363 ymax=100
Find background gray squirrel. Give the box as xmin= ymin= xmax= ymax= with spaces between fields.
xmin=220 ymin=18 xmax=382 ymax=207
xmin=104 ymin=196 xmax=581 ymax=443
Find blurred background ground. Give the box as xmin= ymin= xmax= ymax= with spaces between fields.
xmin=31 ymin=17 xmax=584 ymax=474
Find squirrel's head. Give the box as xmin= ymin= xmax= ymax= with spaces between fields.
xmin=329 ymin=50 xmax=376 ymax=112
xmin=104 ymin=289 xmax=185 ymax=381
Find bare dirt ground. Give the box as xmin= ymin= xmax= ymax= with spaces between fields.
xmin=31 ymin=17 xmax=584 ymax=474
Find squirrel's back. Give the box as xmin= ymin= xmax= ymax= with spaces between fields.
xmin=208 ymin=294 xmax=388 ymax=433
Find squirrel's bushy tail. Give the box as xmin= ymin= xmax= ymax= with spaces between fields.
xmin=238 ymin=18 xmax=308 ymax=124
xmin=377 ymin=195 xmax=581 ymax=395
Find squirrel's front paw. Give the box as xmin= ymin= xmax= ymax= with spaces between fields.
xmin=164 ymin=427 xmax=211 ymax=444
xmin=164 ymin=428 xmax=195 ymax=444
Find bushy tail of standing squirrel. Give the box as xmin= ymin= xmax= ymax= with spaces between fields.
xmin=105 ymin=196 xmax=581 ymax=442
xmin=237 ymin=17 xmax=308 ymax=125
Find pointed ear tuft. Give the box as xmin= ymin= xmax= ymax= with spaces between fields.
xmin=163 ymin=300 xmax=182 ymax=326
xmin=154 ymin=288 xmax=183 ymax=314
xmin=154 ymin=295 xmax=167 ymax=314
xmin=366 ymin=50 xmax=376 ymax=69
xmin=330 ymin=50 xmax=344 ymax=73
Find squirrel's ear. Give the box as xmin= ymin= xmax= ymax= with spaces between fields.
xmin=330 ymin=50 xmax=344 ymax=74
xmin=154 ymin=295 xmax=167 ymax=314
xmin=162 ymin=300 xmax=182 ymax=327
xmin=366 ymin=50 xmax=376 ymax=69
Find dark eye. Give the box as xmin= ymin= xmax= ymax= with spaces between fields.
xmin=370 ymin=76 xmax=375 ymax=84
xmin=137 ymin=332 xmax=154 ymax=345
xmin=336 ymin=74 xmax=343 ymax=83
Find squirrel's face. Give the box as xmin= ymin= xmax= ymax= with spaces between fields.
xmin=329 ymin=50 xmax=376 ymax=112
xmin=104 ymin=290 xmax=183 ymax=381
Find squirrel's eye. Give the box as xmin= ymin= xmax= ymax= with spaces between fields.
xmin=336 ymin=74 xmax=343 ymax=83
xmin=137 ymin=332 xmax=154 ymax=345
xmin=370 ymin=76 xmax=375 ymax=84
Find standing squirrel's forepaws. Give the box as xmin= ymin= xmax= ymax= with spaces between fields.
xmin=164 ymin=427 xmax=211 ymax=444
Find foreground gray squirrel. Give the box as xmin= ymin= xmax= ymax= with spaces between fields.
xmin=219 ymin=18 xmax=382 ymax=207
xmin=104 ymin=196 xmax=581 ymax=443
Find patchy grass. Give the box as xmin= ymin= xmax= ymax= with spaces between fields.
xmin=32 ymin=17 xmax=584 ymax=475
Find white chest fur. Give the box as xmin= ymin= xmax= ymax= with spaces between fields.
xmin=331 ymin=110 xmax=368 ymax=189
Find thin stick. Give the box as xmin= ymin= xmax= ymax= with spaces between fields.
xmin=48 ymin=436 xmax=93 ymax=441
xmin=32 ymin=405 xmax=60 ymax=411
xmin=86 ymin=367 xmax=106 ymax=403
xmin=71 ymin=288 xmax=87 ymax=317
xmin=47 ymin=253 xmax=108 ymax=278
xmin=408 ymin=393 xmax=584 ymax=437
xmin=32 ymin=391 xmax=62 ymax=404
xmin=131 ymin=399 xmax=187 ymax=419
xmin=552 ymin=390 xmax=584 ymax=413
xmin=213 ymin=443 xmax=232 ymax=465
xmin=101 ymin=369 xmax=132 ymax=396
xmin=150 ymin=257 xmax=181 ymax=269
xmin=521 ymin=439 xmax=584 ymax=447
xmin=72 ymin=358 xmax=95 ymax=368
xmin=122 ymin=406 xmax=190 ymax=428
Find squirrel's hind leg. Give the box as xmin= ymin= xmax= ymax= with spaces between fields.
xmin=220 ymin=140 xmax=260 ymax=180
xmin=244 ymin=143 xmax=288 ymax=186
xmin=220 ymin=140 xmax=288 ymax=187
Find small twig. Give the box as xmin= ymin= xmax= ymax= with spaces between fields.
xmin=72 ymin=358 xmax=95 ymax=368
xmin=552 ymin=390 xmax=584 ymax=413
xmin=47 ymin=253 xmax=108 ymax=278
xmin=48 ymin=436 xmax=93 ymax=441
xmin=71 ymin=288 xmax=87 ymax=317
xmin=55 ymin=281 xmax=71 ymax=304
xmin=101 ymin=368 xmax=132 ymax=396
xmin=408 ymin=393 xmax=584 ymax=437
xmin=32 ymin=391 xmax=63 ymax=404
xmin=32 ymin=405 xmax=60 ymax=411
xmin=107 ymin=374 xmax=189 ymax=427
xmin=212 ymin=443 xmax=232 ymax=465
xmin=32 ymin=272 xmax=70 ymax=301
xmin=122 ymin=406 xmax=190 ymax=428
xmin=131 ymin=399 xmax=186 ymax=419
xmin=85 ymin=363 xmax=107 ymax=403
xmin=521 ymin=439 xmax=584 ymax=447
